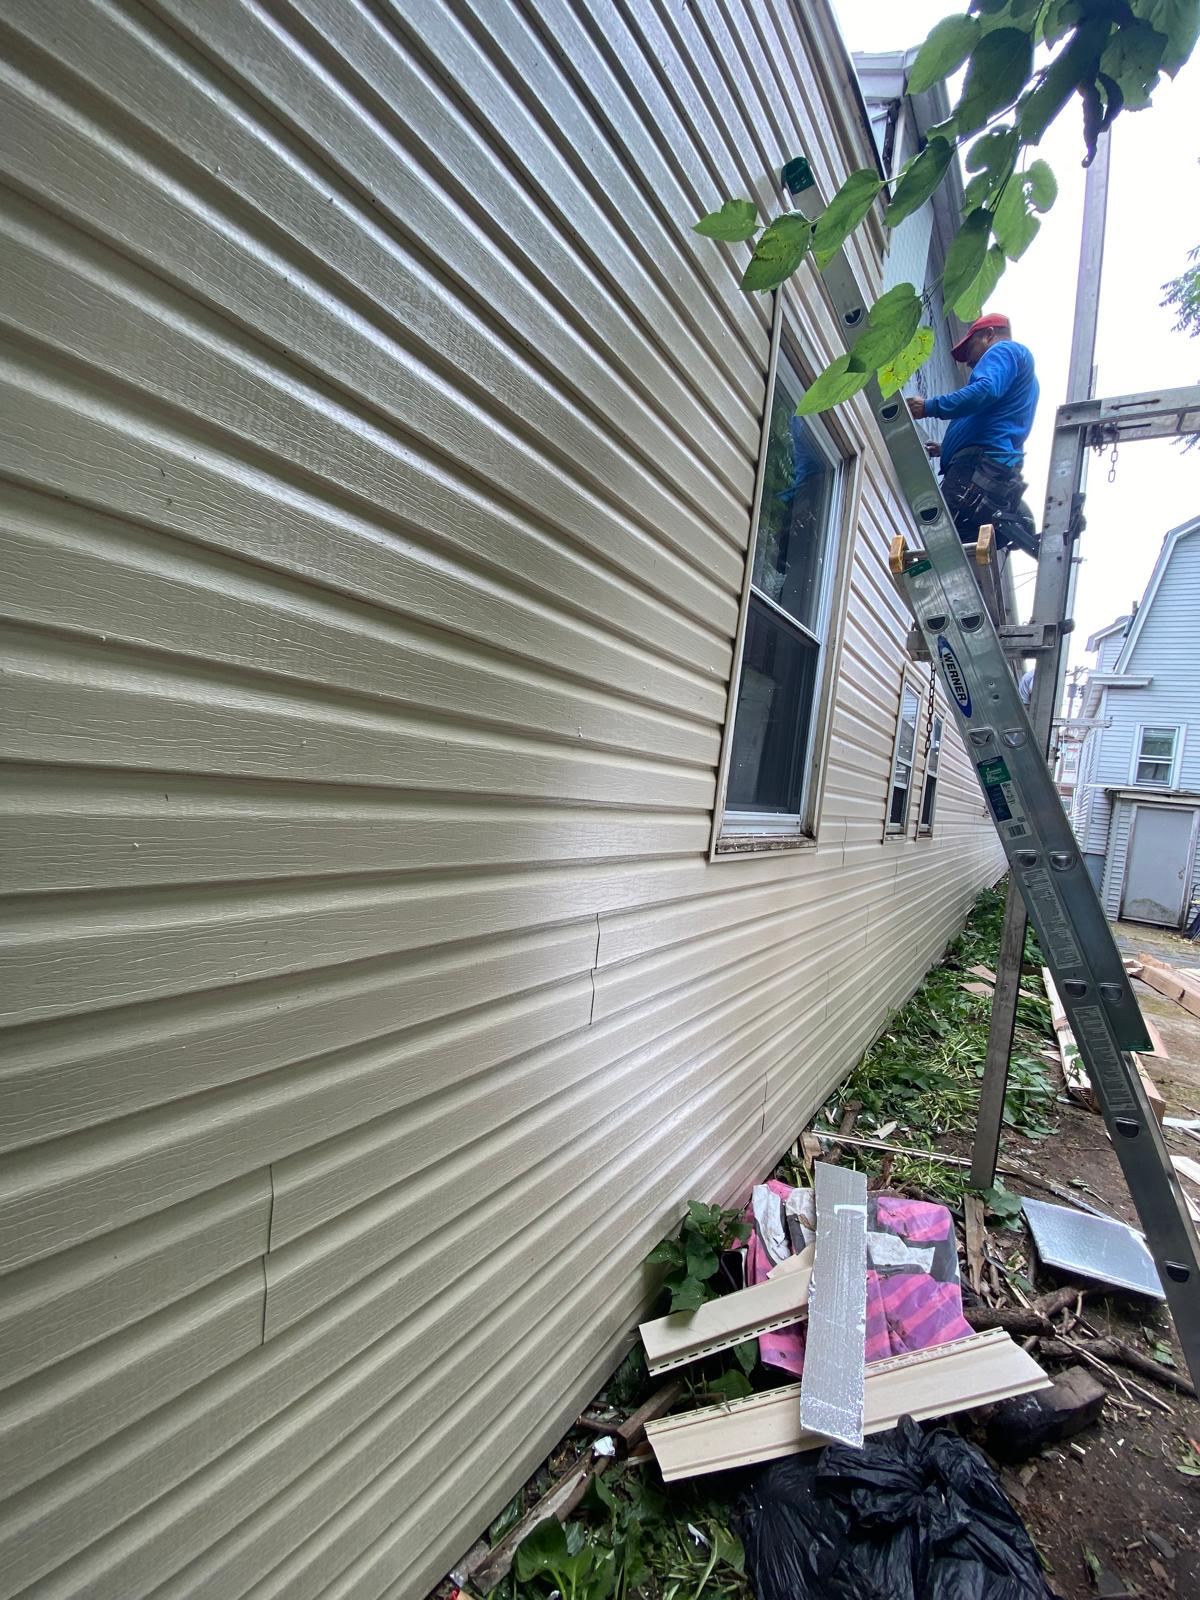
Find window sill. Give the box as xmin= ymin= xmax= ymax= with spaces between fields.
xmin=715 ymin=830 xmax=818 ymax=857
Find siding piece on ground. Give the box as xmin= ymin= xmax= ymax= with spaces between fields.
xmin=799 ymin=1162 xmax=868 ymax=1446
xmin=0 ymin=0 xmax=1005 ymax=1595
xmin=645 ymin=1329 xmax=1050 ymax=1480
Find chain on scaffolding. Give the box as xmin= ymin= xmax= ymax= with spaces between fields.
xmin=1093 ymin=424 xmax=1120 ymax=483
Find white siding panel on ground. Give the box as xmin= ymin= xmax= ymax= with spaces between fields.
xmin=0 ymin=1 xmax=1003 ymax=1596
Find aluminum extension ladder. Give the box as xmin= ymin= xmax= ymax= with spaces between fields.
xmin=792 ymin=177 xmax=1200 ymax=1389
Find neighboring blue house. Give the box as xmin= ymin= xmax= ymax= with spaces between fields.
xmin=1070 ymin=516 xmax=1200 ymax=930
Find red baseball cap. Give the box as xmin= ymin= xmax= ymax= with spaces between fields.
xmin=951 ymin=312 xmax=1010 ymax=363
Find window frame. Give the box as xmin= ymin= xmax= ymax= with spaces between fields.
xmin=917 ymin=710 xmax=945 ymax=836
xmin=1129 ymin=722 xmax=1183 ymax=789
xmin=884 ymin=668 xmax=926 ymax=840
xmin=710 ymin=300 xmax=860 ymax=858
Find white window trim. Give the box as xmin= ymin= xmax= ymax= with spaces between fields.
xmin=884 ymin=668 xmax=926 ymax=840
xmin=917 ymin=711 xmax=945 ymax=837
xmin=1128 ymin=722 xmax=1184 ymax=789
xmin=710 ymin=298 xmax=861 ymax=858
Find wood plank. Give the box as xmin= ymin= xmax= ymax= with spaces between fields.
xmin=800 ymin=1162 xmax=867 ymax=1446
xmin=639 ymin=1268 xmax=811 ymax=1373
xmin=1137 ymin=955 xmax=1200 ymax=1018
xmin=644 ymin=1330 xmax=1049 ymax=1480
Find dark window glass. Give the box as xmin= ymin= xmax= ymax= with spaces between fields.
xmin=886 ymin=683 xmax=921 ymax=833
xmin=1135 ymin=727 xmax=1176 ymax=785
xmin=723 ymin=346 xmax=841 ymax=830
xmin=726 ymin=599 xmax=818 ymax=813
xmin=919 ymin=715 xmax=944 ymax=833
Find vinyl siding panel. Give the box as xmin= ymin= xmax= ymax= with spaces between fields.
xmin=0 ymin=2 xmax=1002 ymax=1596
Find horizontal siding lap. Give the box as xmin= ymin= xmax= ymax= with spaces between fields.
xmin=0 ymin=0 xmax=1005 ymax=1595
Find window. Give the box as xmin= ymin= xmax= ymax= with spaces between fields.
xmin=885 ymin=675 xmax=923 ymax=836
xmin=1132 ymin=725 xmax=1181 ymax=787
xmin=918 ymin=713 xmax=944 ymax=835
xmin=715 ymin=333 xmax=848 ymax=847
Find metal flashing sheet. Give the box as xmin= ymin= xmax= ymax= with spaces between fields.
xmin=1023 ymin=1197 xmax=1165 ymax=1299
xmin=799 ymin=1162 xmax=867 ymax=1446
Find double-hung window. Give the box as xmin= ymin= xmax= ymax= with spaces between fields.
xmin=715 ymin=333 xmax=849 ymax=849
xmin=885 ymin=674 xmax=923 ymax=836
xmin=1132 ymin=725 xmax=1181 ymax=787
xmin=917 ymin=713 xmax=944 ymax=835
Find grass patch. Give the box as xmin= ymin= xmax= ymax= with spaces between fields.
xmin=812 ymin=882 xmax=1059 ymax=1198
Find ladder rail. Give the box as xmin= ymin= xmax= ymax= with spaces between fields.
xmin=797 ymin=186 xmax=1200 ymax=1386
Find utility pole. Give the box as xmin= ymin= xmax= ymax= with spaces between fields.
xmin=970 ymin=132 xmax=1111 ymax=1190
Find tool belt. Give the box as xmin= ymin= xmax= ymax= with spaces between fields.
xmin=941 ymin=449 xmax=1039 ymax=557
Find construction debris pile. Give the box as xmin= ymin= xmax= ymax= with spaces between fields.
xmin=444 ymin=900 xmax=1200 ymax=1600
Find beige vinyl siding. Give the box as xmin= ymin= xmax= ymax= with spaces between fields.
xmin=0 ymin=1 xmax=1003 ymax=1596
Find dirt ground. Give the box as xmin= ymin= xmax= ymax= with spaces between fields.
xmin=947 ymin=923 xmax=1200 ymax=1600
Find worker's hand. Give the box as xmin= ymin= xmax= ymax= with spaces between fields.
xmin=906 ymin=396 xmax=926 ymax=420
xmin=924 ymin=440 xmax=941 ymax=458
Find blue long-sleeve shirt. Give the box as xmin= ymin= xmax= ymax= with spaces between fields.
xmin=924 ymin=340 xmax=1038 ymax=471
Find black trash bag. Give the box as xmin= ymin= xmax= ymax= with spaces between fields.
xmin=734 ymin=1416 xmax=1060 ymax=1600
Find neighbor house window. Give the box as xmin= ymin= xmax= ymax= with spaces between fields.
xmin=918 ymin=713 xmax=944 ymax=835
xmin=1132 ymin=725 xmax=1181 ymax=787
xmin=715 ymin=333 xmax=849 ymax=848
xmin=885 ymin=674 xmax=923 ymax=836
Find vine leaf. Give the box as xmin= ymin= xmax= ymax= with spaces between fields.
xmin=954 ymin=27 xmax=1036 ymax=135
xmin=693 ymin=198 xmax=759 ymax=240
xmin=1101 ymin=18 xmax=1164 ymax=108
xmin=740 ymin=214 xmax=813 ymax=292
xmin=812 ymin=168 xmax=884 ymax=266
xmin=1018 ymin=17 xmax=1112 ymax=145
xmin=794 ymin=353 xmax=872 ymax=416
xmin=953 ymin=245 xmax=1007 ymax=324
xmin=993 ymin=181 xmax=1040 ymax=260
xmin=847 ymin=284 xmax=924 ymax=373
xmin=878 ymin=325 xmax=936 ymax=399
xmin=907 ymin=13 xmax=981 ymax=95
xmin=943 ymin=208 xmax=992 ymax=308
xmin=884 ymin=136 xmax=954 ymax=228
xmin=1135 ymin=0 xmax=1200 ymax=76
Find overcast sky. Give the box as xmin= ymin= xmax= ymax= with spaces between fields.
xmin=834 ymin=0 xmax=1199 ymax=665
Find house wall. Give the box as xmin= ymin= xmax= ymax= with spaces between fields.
xmin=0 ymin=3 xmax=1003 ymax=1597
xmin=1120 ymin=529 xmax=1200 ymax=791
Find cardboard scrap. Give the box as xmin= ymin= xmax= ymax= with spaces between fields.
xmin=1137 ymin=954 xmax=1200 ymax=1019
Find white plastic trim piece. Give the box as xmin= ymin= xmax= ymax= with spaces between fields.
xmin=639 ymin=1265 xmax=812 ymax=1374
xmin=643 ymin=1330 xmax=1049 ymax=1481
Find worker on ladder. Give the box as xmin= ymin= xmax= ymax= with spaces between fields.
xmin=907 ymin=313 xmax=1041 ymax=559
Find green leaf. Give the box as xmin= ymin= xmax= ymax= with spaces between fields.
xmin=685 ymin=1240 xmax=719 ymax=1281
xmin=980 ymin=1181 xmax=1024 ymax=1220
xmin=686 ymin=1200 xmax=719 ymax=1227
xmin=733 ymin=1338 xmax=759 ymax=1374
xmin=848 ymin=283 xmax=924 ymax=372
xmin=1102 ymin=18 xmax=1166 ymax=107
xmin=667 ymin=1276 xmax=710 ymax=1312
xmin=1024 ymin=158 xmax=1058 ymax=211
xmin=942 ymin=207 xmax=992 ymax=307
xmin=966 ymin=124 xmax=1018 ymax=176
xmin=878 ymin=325 xmax=936 ymax=398
xmin=992 ymin=177 xmax=1040 ymax=260
xmin=812 ymin=168 xmax=884 ymax=266
xmin=1018 ymin=17 xmax=1111 ymax=144
xmin=884 ymin=136 xmax=954 ymax=228
xmin=1133 ymin=0 xmax=1200 ymax=75
xmin=953 ymin=245 xmax=1007 ymax=323
xmin=515 ymin=1516 xmax=570 ymax=1581
xmin=793 ymin=353 xmax=872 ymax=415
xmin=740 ymin=214 xmax=813 ymax=292
xmin=963 ymin=170 xmax=991 ymax=209
xmin=693 ymin=198 xmax=759 ymax=241
xmin=1042 ymin=0 xmax=1082 ymax=48
xmin=954 ymin=28 xmax=1036 ymax=135
xmin=706 ymin=1370 xmax=754 ymax=1401
xmin=908 ymin=14 xmax=982 ymax=95
xmin=646 ymin=1238 xmax=684 ymax=1268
